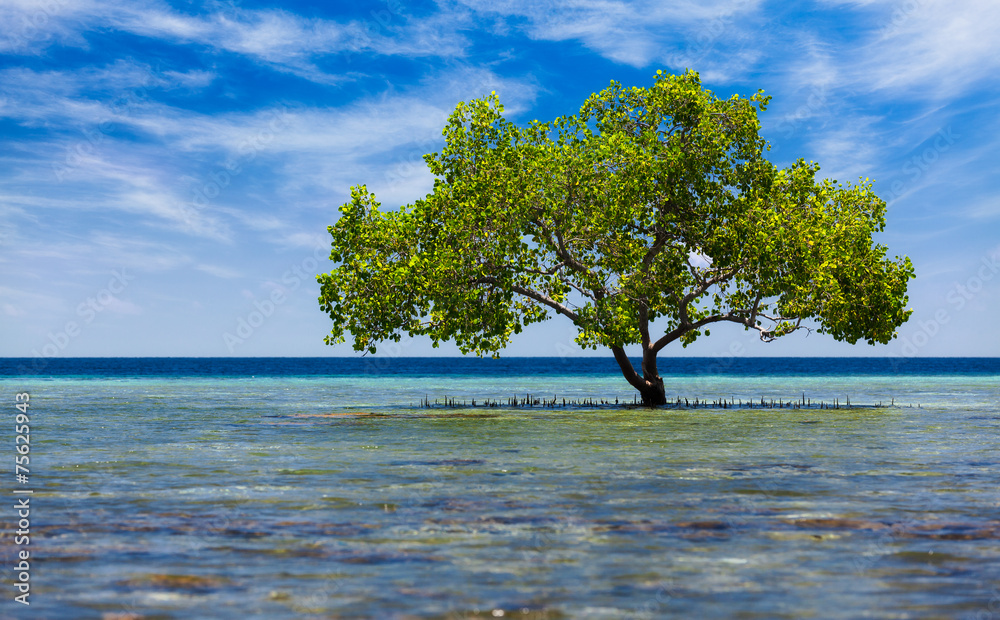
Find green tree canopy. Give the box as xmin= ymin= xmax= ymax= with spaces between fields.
xmin=318 ymin=70 xmax=914 ymax=405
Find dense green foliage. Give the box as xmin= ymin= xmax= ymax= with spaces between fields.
xmin=318 ymin=70 xmax=914 ymax=403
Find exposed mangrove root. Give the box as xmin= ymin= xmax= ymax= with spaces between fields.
xmin=416 ymin=393 xmax=911 ymax=410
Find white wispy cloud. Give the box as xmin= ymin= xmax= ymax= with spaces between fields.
xmin=963 ymin=197 xmax=1000 ymax=220
xmin=2 ymin=303 xmax=25 ymax=317
xmin=1 ymin=0 xmax=469 ymax=84
xmin=85 ymin=232 xmax=194 ymax=272
xmin=455 ymin=0 xmax=764 ymax=71
xmin=0 ymin=285 xmax=69 ymax=320
xmin=276 ymin=231 xmax=329 ymax=250
xmin=196 ymin=264 xmax=243 ymax=279
xmin=1 ymin=54 xmax=539 ymax=260
xmin=805 ymin=115 xmax=885 ymax=183
xmin=114 ymin=186 xmax=231 ymax=242
xmin=0 ymin=0 xmax=95 ymax=54
xmin=102 ymin=297 xmax=144 ymax=315
xmin=820 ymin=0 xmax=1000 ymax=99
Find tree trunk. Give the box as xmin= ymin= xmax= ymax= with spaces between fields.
xmin=637 ymin=375 xmax=667 ymax=406
xmin=638 ymin=349 xmax=666 ymax=405
xmin=611 ymin=345 xmax=667 ymax=407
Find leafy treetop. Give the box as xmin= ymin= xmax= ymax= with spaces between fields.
xmin=318 ymin=70 xmax=913 ymax=403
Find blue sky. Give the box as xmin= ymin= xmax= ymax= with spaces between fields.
xmin=2 ymin=0 xmax=998 ymax=360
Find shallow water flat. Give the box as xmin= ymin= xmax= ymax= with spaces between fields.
xmin=2 ymin=358 xmax=999 ymax=619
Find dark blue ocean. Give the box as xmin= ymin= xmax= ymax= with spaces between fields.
xmin=2 ymin=357 xmax=999 ymax=619
xmin=5 ymin=356 xmax=1000 ymax=377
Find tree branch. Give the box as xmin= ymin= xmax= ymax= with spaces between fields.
xmin=610 ymin=345 xmax=645 ymax=391
xmin=638 ymin=303 xmax=651 ymax=351
xmin=639 ymin=230 xmax=669 ymax=274
xmin=523 ymin=262 xmax=566 ymax=277
xmin=472 ymin=276 xmax=581 ymax=322
xmin=537 ymin=216 xmax=609 ymax=298
xmin=650 ymin=300 xmax=813 ymax=353
xmin=558 ymin=274 xmax=597 ymax=301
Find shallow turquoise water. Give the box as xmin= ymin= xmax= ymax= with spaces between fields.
xmin=4 ymin=371 xmax=1000 ymax=618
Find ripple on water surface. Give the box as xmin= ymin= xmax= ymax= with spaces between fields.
xmin=9 ymin=368 xmax=1000 ymax=618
